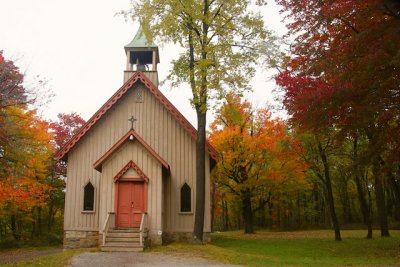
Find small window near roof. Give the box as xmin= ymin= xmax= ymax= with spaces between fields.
xmin=180 ymin=183 xmax=191 ymax=212
xmin=83 ymin=182 xmax=94 ymax=211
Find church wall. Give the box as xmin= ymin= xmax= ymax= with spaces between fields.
xmin=64 ymin=81 xmax=211 ymax=242
xmin=99 ymin=141 xmax=163 ymax=244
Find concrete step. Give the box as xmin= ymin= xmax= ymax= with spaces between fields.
xmin=106 ymin=232 xmax=140 ymax=238
xmin=104 ymin=241 xmax=141 ymax=247
xmin=109 ymin=228 xmax=140 ymax=233
xmin=101 ymin=245 xmax=143 ymax=252
xmin=106 ymin=237 xmax=140 ymax=242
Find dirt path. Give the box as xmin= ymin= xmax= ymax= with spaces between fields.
xmin=69 ymin=252 xmax=239 ymax=267
xmin=0 ymin=248 xmax=63 ymax=264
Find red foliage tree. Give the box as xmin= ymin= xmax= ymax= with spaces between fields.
xmin=49 ymin=112 xmax=85 ymax=177
xmin=275 ymin=0 xmax=400 ymax=237
xmin=50 ymin=112 xmax=86 ymax=149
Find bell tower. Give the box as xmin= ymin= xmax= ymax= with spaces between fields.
xmin=124 ymin=25 xmax=160 ymax=86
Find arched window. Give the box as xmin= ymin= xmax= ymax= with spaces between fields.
xmin=83 ymin=182 xmax=94 ymax=211
xmin=180 ymin=183 xmax=191 ymax=212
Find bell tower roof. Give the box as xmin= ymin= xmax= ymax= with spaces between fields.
xmin=125 ymin=25 xmax=158 ymax=49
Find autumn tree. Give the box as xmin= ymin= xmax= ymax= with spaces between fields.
xmin=50 ymin=112 xmax=86 ymax=176
xmin=0 ymin=106 xmax=54 ymax=240
xmin=0 ymin=52 xmax=54 ymax=242
xmin=128 ymin=0 xmax=268 ymax=242
xmin=0 ymin=51 xmax=28 ymax=150
xmin=210 ymin=93 xmax=308 ymax=233
xmin=275 ymin=0 xmax=400 ymax=237
xmin=299 ymin=132 xmax=344 ymax=240
xmin=45 ymin=112 xmax=85 ymax=232
xmin=0 ymin=52 xmax=82 ymax=244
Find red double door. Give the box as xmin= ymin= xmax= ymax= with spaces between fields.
xmin=117 ymin=181 xmax=145 ymax=228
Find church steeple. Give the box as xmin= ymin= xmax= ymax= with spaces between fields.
xmin=124 ymin=25 xmax=160 ymax=85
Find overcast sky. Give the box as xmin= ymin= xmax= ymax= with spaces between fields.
xmin=0 ymin=0 xmax=287 ymax=128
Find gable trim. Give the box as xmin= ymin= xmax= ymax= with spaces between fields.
xmin=55 ymin=71 xmax=217 ymax=161
xmin=93 ymin=129 xmax=169 ymax=172
xmin=113 ymin=160 xmax=149 ymax=183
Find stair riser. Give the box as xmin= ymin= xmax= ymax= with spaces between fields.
xmin=109 ymin=229 xmax=140 ymax=233
xmin=106 ymin=237 xmax=140 ymax=242
xmin=104 ymin=242 xmax=142 ymax=247
xmin=101 ymin=246 xmax=143 ymax=252
xmin=106 ymin=233 xmax=141 ymax=238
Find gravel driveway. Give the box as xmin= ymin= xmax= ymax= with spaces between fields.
xmin=69 ymin=252 xmax=239 ymax=267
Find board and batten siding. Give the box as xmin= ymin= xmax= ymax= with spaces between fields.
xmin=64 ymin=81 xmax=211 ymax=233
xmin=100 ymin=141 xmax=163 ymax=236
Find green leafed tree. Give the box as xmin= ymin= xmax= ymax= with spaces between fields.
xmin=128 ymin=0 xmax=269 ymax=242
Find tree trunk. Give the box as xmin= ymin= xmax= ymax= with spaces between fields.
xmin=223 ymin=198 xmax=229 ymax=231
xmin=210 ymin=180 xmax=216 ymax=232
xmin=372 ymin=160 xmax=390 ymax=237
xmin=387 ymin=171 xmax=400 ymax=219
xmin=268 ymin=202 xmax=273 ymax=228
xmin=193 ymin=110 xmax=207 ymax=243
xmin=11 ymin=215 xmax=20 ymax=241
xmin=259 ymin=200 xmax=266 ymax=228
xmin=340 ymin=175 xmax=352 ymax=224
xmin=47 ymin=198 xmax=54 ymax=232
xmin=354 ymin=174 xmax=373 ymax=238
xmin=188 ymin=11 xmax=208 ymax=242
xmin=353 ymin=138 xmax=372 ymax=238
xmin=242 ymin=193 xmax=254 ymax=234
xmin=47 ymin=173 xmax=55 ymax=232
xmin=37 ymin=206 xmax=42 ymax=235
xmin=312 ymin=184 xmax=320 ymax=225
xmin=325 ymin=177 xmax=341 ymax=241
xmin=365 ymin=129 xmax=390 ymax=237
xmin=318 ymin=142 xmax=341 ymax=241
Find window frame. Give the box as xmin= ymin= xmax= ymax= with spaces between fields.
xmin=180 ymin=182 xmax=192 ymax=213
xmin=82 ymin=181 xmax=95 ymax=213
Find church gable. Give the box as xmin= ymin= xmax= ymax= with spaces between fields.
xmin=56 ymin=71 xmax=217 ymax=162
xmin=93 ymin=129 xmax=169 ymax=172
xmin=114 ymin=160 xmax=149 ymax=182
xmin=122 ymin=167 xmax=140 ymax=179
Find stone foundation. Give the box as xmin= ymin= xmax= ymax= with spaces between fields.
xmin=64 ymin=230 xmax=99 ymax=248
xmin=162 ymin=232 xmax=211 ymax=244
xmin=147 ymin=231 xmax=162 ymax=246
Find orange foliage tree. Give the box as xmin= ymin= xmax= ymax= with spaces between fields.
xmin=0 ymin=52 xmax=54 ymax=241
xmin=209 ymin=93 xmax=308 ymax=233
xmin=0 ymin=107 xmax=54 ymax=240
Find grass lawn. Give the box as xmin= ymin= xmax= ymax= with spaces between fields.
xmin=0 ymin=247 xmax=96 ymax=267
xmin=150 ymin=230 xmax=400 ymax=266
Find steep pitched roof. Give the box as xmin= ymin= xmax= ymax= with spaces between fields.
xmin=55 ymin=71 xmax=217 ymax=161
xmin=93 ymin=129 xmax=169 ymax=172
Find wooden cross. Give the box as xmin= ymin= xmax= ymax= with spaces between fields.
xmin=128 ymin=116 xmax=137 ymax=130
